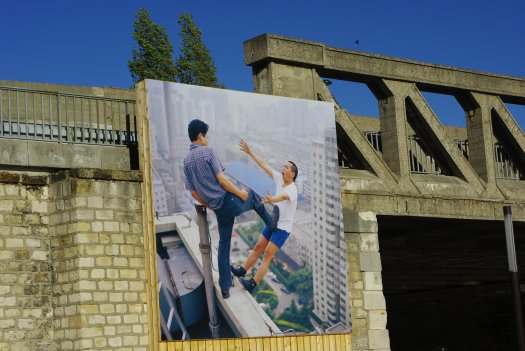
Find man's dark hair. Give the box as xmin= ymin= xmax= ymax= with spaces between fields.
xmin=188 ymin=119 xmax=209 ymax=141
xmin=288 ymin=161 xmax=298 ymax=182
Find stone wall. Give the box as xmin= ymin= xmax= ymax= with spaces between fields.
xmin=0 ymin=173 xmax=53 ymax=351
xmin=0 ymin=169 xmax=149 ymax=351
xmin=345 ymin=210 xmax=389 ymax=351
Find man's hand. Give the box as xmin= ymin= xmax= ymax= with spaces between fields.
xmin=238 ymin=189 xmax=249 ymax=202
xmin=239 ymin=139 xmax=251 ymax=155
xmin=261 ymin=190 xmax=273 ymax=204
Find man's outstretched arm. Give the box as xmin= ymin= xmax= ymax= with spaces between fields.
xmin=239 ymin=139 xmax=273 ymax=178
xmin=262 ymin=191 xmax=290 ymax=204
xmin=216 ymin=172 xmax=249 ymax=201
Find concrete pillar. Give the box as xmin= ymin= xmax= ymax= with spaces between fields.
xmin=465 ymin=92 xmax=499 ymax=194
xmin=344 ymin=210 xmax=390 ymax=351
xmin=252 ymin=62 xmax=317 ymax=100
xmin=377 ymin=80 xmax=415 ymax=192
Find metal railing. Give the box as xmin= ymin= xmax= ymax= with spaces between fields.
xmin=0 ymin=86 xmax=137 ymax=146
xmin=364 ymin=131 xmax=382 ymax=154
xmin=339 ymin=129 xmax=522 ymax=180
xmin=158 ymin=281 xmax=189 ymax=340
xmin=407 ymin=135 xmax=443 ymax=175
xmin=494 ymin=142 xmax=522 ymax=180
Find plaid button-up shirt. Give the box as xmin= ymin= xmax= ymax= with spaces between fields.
xmin=183 ymin=144 xmax=226 ymax=210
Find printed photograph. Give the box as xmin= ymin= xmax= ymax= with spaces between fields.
xmin=146 ymin=80 xmax=350 ymax=340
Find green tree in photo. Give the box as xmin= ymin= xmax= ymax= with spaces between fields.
xmin=176 ymin=13 xmax=222 ymax=87
xmin=278 ymin=300 xmax=314 ymax=331
xmin=128 ymin=8 xmax=177 ymax=84
xmin=288 ymin=267 xmax=313 ymax=302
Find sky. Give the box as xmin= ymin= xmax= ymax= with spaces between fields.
xmin=1 ymin=0 xmax=524 ymax=128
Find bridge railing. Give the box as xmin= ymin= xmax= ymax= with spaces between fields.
xmin=0 ymin=86 xmax=137 ymax=146
xmin=341 ymin=131 xmax=522 ymax=180
xmin=494 ymin=142 xmax=522 ymax=180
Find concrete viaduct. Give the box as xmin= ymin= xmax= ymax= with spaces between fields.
xmin=0 ymin=34 xmax=524 ymax=351
xmin=244 ymin=34 xmax=525 ymax=351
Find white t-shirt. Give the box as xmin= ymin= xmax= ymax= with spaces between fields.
xmin=272 ymin=170 xmax=298 ymax=233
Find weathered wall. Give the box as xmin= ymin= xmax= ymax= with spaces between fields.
xmin=344 ymin=211 xmax=388 ymax=351
xmin=244 ymin=33 xmax=525 ymax=351
xmin=0 ymin=169 xmax=148 ymax=351
xmin=0 ymin=173 xmax=53 ymax=351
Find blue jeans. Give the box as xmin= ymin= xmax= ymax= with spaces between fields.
xmin=214 ymin=189 xmax=275 ymax=291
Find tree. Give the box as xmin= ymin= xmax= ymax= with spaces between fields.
xmin=128 ymin=8 xmax=177 ymax=84
xmin=287 ymin=267 xmax=313 ymax=302
xmin=278 ymin=300 xmax=313 ymax=331
xmin=176 ymin=13 xmax=221 ymax=87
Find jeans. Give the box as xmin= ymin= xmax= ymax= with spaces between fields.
xmin=214 ymin=189 xmax=275 ymax=290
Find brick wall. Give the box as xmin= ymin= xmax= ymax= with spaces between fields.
xmin=345 ymin=210 xmax=390 ymax=351
xmin=0 ymin=173 xmax=53 ymax=351
xmin=0 ymin=169 xmax=149 ymax=351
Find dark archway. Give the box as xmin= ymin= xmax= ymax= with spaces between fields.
xmin=378 ymin=215 xmax=525 ymax=351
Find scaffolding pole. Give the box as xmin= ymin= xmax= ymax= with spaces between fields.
xmin=195 ymin=205 xmax=221 ymax=338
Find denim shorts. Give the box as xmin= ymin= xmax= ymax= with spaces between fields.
xmin=261 ymin=226 xmax=290 ymax=248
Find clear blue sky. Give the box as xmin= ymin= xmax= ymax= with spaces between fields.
xmin=1 ymin=0 xmax=524 ymax=128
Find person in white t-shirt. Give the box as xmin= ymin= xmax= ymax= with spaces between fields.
xmin=231 ymin=139 xmax=298 ymax=293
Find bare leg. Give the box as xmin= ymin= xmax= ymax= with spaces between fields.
xmin=253 ymin=241 xmax=280 ymax=284
xmin=242 ymin=235 xmax=269 ymax=272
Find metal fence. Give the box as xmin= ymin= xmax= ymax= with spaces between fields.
xmin=494 ymin=142 xmax=522 ymax=180
xmin=407 ymin=135 xmax=442 ymax=174
xmin=364 ymin=131 xmax=382 ymax=153
xmin=0 ymin=86 xmax=137 ymax=146
xmin=338 ymin=130 xmax=522 ymax=180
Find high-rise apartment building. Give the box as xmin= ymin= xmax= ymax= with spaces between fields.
xmin=311 ymin=129 xmax=350 ymax=327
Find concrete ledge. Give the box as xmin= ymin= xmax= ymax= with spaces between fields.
xmin=341 ymin=191 xmax=525 ymax=221
xmin=340 ymin=169 xmax=390 ymax=193
xmin=0 ymin=171 xmax=48 ymax=185
xmin=0 ymin=139 xmax=131 ymax=171
xmin=497 ymin=179 xmax=525 ymax=201
xmin=244 ymin=34 xmax=525 ymax=103
xmin=168 ymin=214 xmax=281 ymax=337
xmin=410 ymin=173 xmax=480 ymax=198
xmin=50 ymin=168 xmax=142 ymax=183
xmin=0 ymin=80 xmax=135 ymax=100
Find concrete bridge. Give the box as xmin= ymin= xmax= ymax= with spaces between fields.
xmin=0 ymin=34 xmax=524 ymax=351
xmin=244 ymin=34 xmax=525 ymax=351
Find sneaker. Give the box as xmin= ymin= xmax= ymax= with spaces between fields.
xmin=240 ymin=278 xmax=257 ymax=293
xmin=221 ymin=289 xmax=230 ymax=299
xmin=230 ymin=265 xmax=247 ymax=278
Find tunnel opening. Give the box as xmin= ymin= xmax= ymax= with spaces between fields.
xmin=378 ymin=215 xmax=525 ymax=351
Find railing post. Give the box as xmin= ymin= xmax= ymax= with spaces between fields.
xmin=194 ymin=205 xmax=221 ymax=339
xmin=503 ymin=205 xmax=525 ymax=351
xmin=56 ymin=94 xmax=62 ymax=142
xmin=126 ymin=113 xmax=139 ymax=170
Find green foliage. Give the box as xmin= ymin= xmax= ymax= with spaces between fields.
xmin=255 ymin=278 xmax=271 ymax=292
xmin=309 ymin=310 xmax=325 ymax=326
xmin=268 ymin=264 xmax=313 ymax=303
xmin=128 ymin=8 xmax=177 ymax=84
xmin=274 ymin=320 xmax=310 ymax=333
xmin=176 ymin=13 xmax=222 ymax=87
xmin=236 ymin=220 xmax=264 ymax=248
xmin=269 ymin=263 xmax=289 ymax=287
xmin=255 ymin=290 xmax=277 ymax=298
xmin=287 ymin=267 xmax=313 ymax=302
xmin=278 ymin=300 xmax=314 ymax=331
xmin=254 ymin=285 xmax=279 ymax=313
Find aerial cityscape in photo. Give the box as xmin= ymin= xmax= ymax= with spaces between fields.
xmin=147 ymin=81 xmax=351 ymax=338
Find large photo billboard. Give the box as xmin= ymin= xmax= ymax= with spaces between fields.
xmin=146 ymin=80 xmax=350 ymax=340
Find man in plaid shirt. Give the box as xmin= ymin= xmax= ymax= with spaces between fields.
xmin=183 ymin=119 xmax=276 ymax=299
